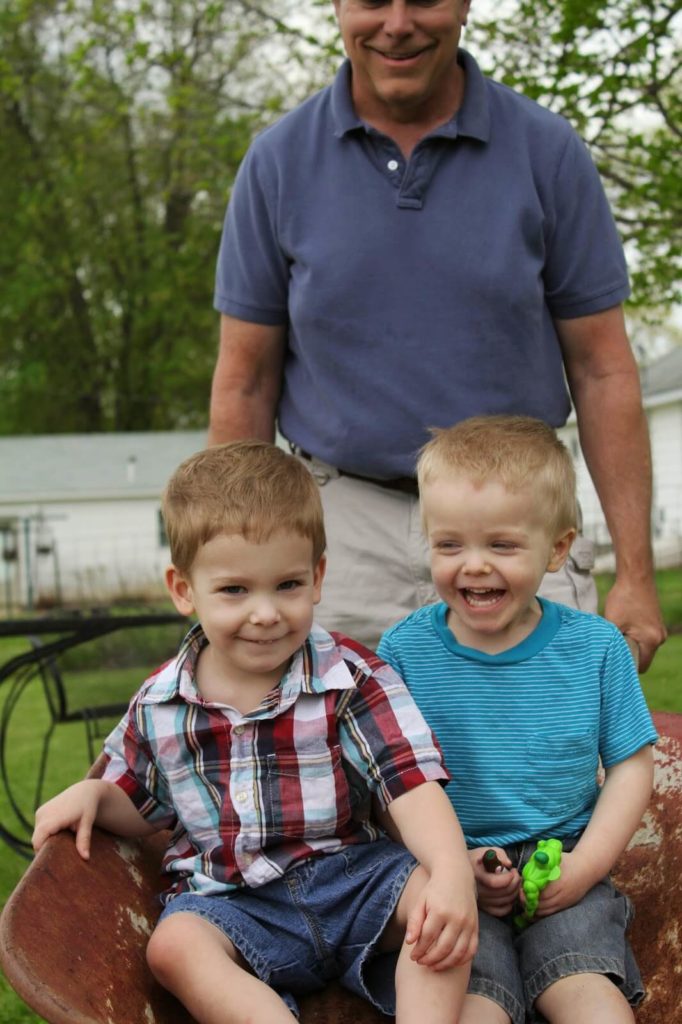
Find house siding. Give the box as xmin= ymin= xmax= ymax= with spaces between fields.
xmin=649 ymin=404 xmax=682 ymax=546
xmin=558 ymin=396 xmax=682 ymax=570
xmin=2 ymin=497 xmax=169 ymax=607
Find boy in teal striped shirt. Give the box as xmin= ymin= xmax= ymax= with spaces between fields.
xmin=377 ymin=415 xmax=656 ymax=1024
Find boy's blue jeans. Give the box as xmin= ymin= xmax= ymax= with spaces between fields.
xmin=470 ymin=837 xmax=644 ymax=1024
xmin=158 ymin=837 xmax=417 ymax=1016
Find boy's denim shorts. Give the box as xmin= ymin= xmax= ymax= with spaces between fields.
xmin=158 ymin=838 xmax=417 ymax=1017
xmin=470 ymin=838 xmax=645 ymax=1024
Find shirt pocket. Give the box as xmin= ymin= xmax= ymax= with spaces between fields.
xmin=264 ymin=743 xmax=351 ymax=839
xmin=522 ymin=730 xmax=598 ymax=817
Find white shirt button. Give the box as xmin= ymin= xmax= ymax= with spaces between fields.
xmin=236 ymin=791 xmax=248 ymax=803
xmin=234 ymin=725 xmax=245 ymax=735
xmin=387 ymin=159 xmax=399 ymax=171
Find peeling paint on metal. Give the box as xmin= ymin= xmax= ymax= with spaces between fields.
xmin=629 ymin=809 xmax=662 ymax=848
xmin=114 ymin=837 xmax=141 ymax=861
xmin=610 ymin=733 xmax=682 ymax=1024
xmin=126 ymin=907 xmax=153 ymax=936
xmin=114 ymin=838 xmax=145 ymax=887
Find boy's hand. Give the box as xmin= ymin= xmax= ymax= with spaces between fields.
xmin=405 ymin=870 xmax=478 ymax=970
xmin=530 ymin=850 xmax=592 ymax=917
xmin=33 ymin=780 xmax=105 ymax=860
xmin=469 ymin=847 xmax=521 ymax=917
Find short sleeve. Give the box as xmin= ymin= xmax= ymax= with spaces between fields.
xmin=376 ymin=631 xmax=397 ymax=669
xmin=213 ymin=142 xmax=290 ymax=325
xmin=598 ymin=631 xmax=658 ymax=768
xmin=543 ymin=131 xmax=630 ymax=319
xmin=102 ymin=707 xmax=176 ymax=829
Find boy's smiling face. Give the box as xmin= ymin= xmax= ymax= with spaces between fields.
xmin=166 ymin=531 xmax=325 ymax=702
xmin=421 ymin=473 xmax=575 ymax=654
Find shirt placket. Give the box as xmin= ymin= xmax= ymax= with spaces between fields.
xmin=229 ymin=717 xmax=264 ymax=885
xmin=362 ymin=124 xmax=457 ymax=210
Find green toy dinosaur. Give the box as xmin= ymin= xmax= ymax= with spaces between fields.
xmin=513 ymin=838 xmax=563 ymax=930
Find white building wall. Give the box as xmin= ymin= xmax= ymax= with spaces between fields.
xmin=3 ymin=497 xmax=169 ymax=607
xmin=559 ymin=399 xmax=682 ymax=568
xmin=556 ymin=423 xmax=606 ymax=544
xmin=648 ymin=403 xmax=682 ymax=564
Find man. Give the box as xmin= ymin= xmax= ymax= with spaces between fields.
xmin=209 ymin=0 xmax=666 ymax=669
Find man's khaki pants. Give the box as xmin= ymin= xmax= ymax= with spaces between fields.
xmin=307 ymin=463 xmax=597 ymax=651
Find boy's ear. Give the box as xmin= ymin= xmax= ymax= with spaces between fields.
xmin=165 ymin=565 xmax=195 ymax=616
xmin=546 ymin=528 xmax=577 ymax=573
xmin=312 ymin=555 xmax=327 ymax=605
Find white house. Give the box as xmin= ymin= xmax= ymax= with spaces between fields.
xmin=1 ymin=348 xmax=680 ymax=609
xmin=1 ymin=431 xmax=205 ymax=610
xmin=558 ymin=345 xmax=682 ymax=569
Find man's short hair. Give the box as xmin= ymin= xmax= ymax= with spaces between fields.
xmin=417 ymin=415 xmax=577 ymax=534
xmin=162 ymin=441 xmax=326 ymax=573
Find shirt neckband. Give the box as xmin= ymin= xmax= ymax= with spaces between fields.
xmin=431 ymin=597 xmax=562 ymax=664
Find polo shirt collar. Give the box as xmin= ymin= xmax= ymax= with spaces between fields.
xmin=330 ymin=49 xmax=490 ymax=143
xmin=456 ymin=49 xmax=490 ymax=142
xmin=331 ymin=60 xmax=364 ymax=136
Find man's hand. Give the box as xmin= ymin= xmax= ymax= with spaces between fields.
xmin=469 ymin=847 xmax=520 ymax=917
xmin=604 ymin=576 xmax=667 ymax=673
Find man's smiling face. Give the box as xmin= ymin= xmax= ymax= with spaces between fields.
xmin=334 ymin=0 xmax=471 ymax=123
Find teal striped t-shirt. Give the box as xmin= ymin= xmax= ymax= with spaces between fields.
xmin=377 ymin=599 xmax=657 ymax=848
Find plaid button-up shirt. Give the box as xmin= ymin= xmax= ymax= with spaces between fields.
xmin=102 ymin=623 xmax=448 ymax=903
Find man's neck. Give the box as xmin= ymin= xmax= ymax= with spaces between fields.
xmin=352 ymin=61 xmax=466 ymax=159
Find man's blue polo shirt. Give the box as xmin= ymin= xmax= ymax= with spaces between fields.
xmin=214 ymin=52 xmax=629 ymax=479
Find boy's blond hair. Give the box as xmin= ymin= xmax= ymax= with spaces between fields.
xmin=417 ymin=416 xmax=577 ymax=534
xmin=162 ymin=441 xmax=326 ymax=574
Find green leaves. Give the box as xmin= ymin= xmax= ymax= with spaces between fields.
xmin=470 ymin=0 xmax=681 ymax=309
xmin=0 ymin=0 xmax=330 ymax=434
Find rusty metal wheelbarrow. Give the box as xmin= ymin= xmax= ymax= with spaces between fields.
xmin=0 ymin=711 xmax=680 ymax=1024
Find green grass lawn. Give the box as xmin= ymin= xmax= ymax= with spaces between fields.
xmin=595 ymin=568 xmax=682 ymax=630
xmin=636 ymin=634 xmax=682 ymax=712
xmin=0 ymin=669 xmax=143 ymax=1024
xmin=595 ymin=568 xmax=682 ymax=711
xmin=0 ymin=576 xmax=679 ymax=1023
xmin=0 ymin=619 xmax=183 ymax=1023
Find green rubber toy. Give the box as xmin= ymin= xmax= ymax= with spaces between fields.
xmin=513 ymin=838 xmax=563 ymax=930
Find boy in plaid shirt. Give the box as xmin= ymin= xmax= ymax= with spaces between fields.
xmin=33 ymin=441 xmax=477 ymax=1024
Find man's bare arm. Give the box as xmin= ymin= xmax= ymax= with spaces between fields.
xmin=208 ymin=314 xmax=287 ymax=445
xmin=556 ymin=305 xmax=666 ymax=670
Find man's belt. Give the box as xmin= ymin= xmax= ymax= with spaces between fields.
xmin=294 ymin=448 xmax=419 ymax=497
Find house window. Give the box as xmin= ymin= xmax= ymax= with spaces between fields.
xmin=157 ymin=509 xmax=169 ymax=549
